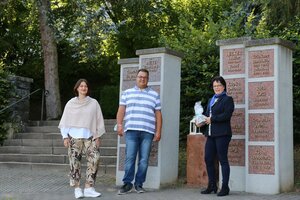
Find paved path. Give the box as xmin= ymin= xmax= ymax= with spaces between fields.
xmin=0 ymin=165 xmax=299 ymax=200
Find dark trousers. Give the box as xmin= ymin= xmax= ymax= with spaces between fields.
xmin=204 ymin=135 xmax=231 ymax=186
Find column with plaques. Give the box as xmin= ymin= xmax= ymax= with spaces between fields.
xmin=116 ymin=47 xmax=183 ymax=189
xmin=115 ymin=57 xmax=139 ymax=187
xmin=216 ymin=37 xmax=251 ymax=191
xmin=245 ymin=38 xmax=294 ymax=194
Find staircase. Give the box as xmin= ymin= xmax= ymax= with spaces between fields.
xmin=0 ymin=119 xmax=117 ymax=174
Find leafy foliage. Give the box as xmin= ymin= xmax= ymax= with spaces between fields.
xmin=93 ymin=85 xmax=119 ymax=119
xmin=101 ymin=0 xmax=170 ymax=58
xmin=0 ymin=56 xmax=13 ymax=145
xmin=159 ymin=0 xmax=232 ymax=141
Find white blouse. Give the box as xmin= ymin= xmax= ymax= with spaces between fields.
xmin=60 ymin=127 xmax=92 ymax=139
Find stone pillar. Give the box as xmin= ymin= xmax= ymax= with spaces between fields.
xmin=116 ymin=57 xmax=139 ymax=185
xmin=116 ymin=47 xmax=183 ymax=188
xmin=244 ymin=38 xmax=294 ymax=194
xmin=216 ymin=37 xmax=251 ymax=191
xmin=217 ymin=37 xmax=295 ymax=194
xmin=186 ymin=134 xmax=208 ymax=187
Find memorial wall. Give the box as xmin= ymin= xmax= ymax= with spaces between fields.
xmin=217 ymin=37 xmax=295 ymax=194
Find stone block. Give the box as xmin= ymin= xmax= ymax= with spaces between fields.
xmin=227 ymin=78 xmax=245 ymax=104
xmin=222 ymin=48 xmax=245 ymax=75
xmin=248 ymin=49 xmax=274 ymax=78
xmin=249 ymin=113 xmax=274 ymax=141
xmin=228 ymin=139 xmax=245 ymax=166
xmin=248 ymin=81 xmax=274 ymax=109
xmin=231 ymin=108 xmax=245 ymax=135
xmin=186 ymin=134 xmax=208 ymax=187
xmin=141 ymin=57 xmax=161 ymax=82
xmin=248 ymin=145 xmax=275 ymax=175
xmin=122 ymin=66 xmax=139 ymax=91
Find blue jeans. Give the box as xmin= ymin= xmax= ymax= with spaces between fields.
xmin=122 ymin=130 xmax=154 ymax=187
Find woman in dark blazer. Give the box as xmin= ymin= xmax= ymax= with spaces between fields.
xmin=197 ymin=76 xmax=234 ymax=197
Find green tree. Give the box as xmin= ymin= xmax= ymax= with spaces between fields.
xmin=0 ymin=55 xmax=13 ymax=145
xmin=36 ymin=0 xmax=61 ymax=119
xmin=0 ymin=0 xmax=120 ymax=118
xmin=101 ymin=0 xmax=169 ymax=57
xmin=158 ymin=0 xmax=233 ymax=141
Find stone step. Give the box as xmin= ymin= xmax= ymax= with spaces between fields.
xmin=28 ymin=120 xmax=61 ymax=126
xmin=0 ymin=146 xmax=117 ymax=156
xmin=0 ymin=162 xmax=116 ymax=174
xmin=0 ymin=153 xmax=116 ymax=165
xmin=25 ymin=126 xmax=60 ymax=133
xmin=3 ymin=138 xmax=117 ymax=147
xmin=1 ymin=119 xmax=118 ymax=173
xmin=27 ymin=119 xmax=116 ymax=132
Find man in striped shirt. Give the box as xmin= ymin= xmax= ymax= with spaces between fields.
xmin=116 ymin=68 xmax=163 ymax=195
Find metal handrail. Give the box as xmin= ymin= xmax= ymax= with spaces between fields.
xmin=0 ymin=89 xmax=42 ymax=115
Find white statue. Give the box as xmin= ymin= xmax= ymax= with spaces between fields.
xmin=194 ymin=101 xmax=206 ymax=125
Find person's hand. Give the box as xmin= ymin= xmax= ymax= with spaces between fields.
xmin=205 ymin=117 xmax=211 ymax=125
xmin=153 ymin=132 xmax=161 ymax=142
xmin=117 ymin=125 xmax=124 ymax=137
xmin=196 ymin=121 xmax=206 ymax=127
xmin=63 ymin=138 xmax=70 ymax=148
xmin=95 ymin=137 xmax=101 ymax=148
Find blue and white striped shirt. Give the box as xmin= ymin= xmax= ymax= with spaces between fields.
xmin=120 ymin=86 xmax=161 ymax=134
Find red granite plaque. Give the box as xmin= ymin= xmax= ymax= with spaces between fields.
xmin=122 ymin=67 xmax=139 ymax=91
xmin=249 ymin=113 xmax=274 ymax=141
xmin=248 ymin=145 xmax=275 ymax=175
xmin=228 ymin=139 xmax=245 ymax=166
xmin=150 ymin=85 xmax=161 ymax=94
xmin=222 ymin=48 xmax=245 ymax=75
xmin=248 ymin=49 xmax=274 ymax=78
xmin=249 ymin=81 xmax=274 ymax=109
xmin=118 ymin=147 xmax=126 ymax=171
xmin=226 ymin=78 xmax=245 ymax=104
xmin=231 ymin=108 xmax=245 ymax=135
xmin=149 ymin=141 xmax=159 ymax=166
xmin=141 ymin=57 xmax=161 ymax=82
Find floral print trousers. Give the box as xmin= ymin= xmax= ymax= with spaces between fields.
xmin=68 ymin=137 xmax=100 ymax=187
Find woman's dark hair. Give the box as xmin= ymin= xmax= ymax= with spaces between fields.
xmin=211 ymin=76 xmax=227 ymax=91
xmin=73 ymin=79 xmax=90 ymax=96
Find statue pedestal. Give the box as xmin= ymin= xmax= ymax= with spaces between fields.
xmin=186 ymin=134 xmax=208 ymax=187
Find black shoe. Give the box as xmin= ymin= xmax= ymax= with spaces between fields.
xmin=201 ymin=183 xmax=218 ymax=194
xmin=135 ymin=185 xmax=146 ymax=193
xmin=217 ymin=185 xmax=230 ymax=196
xmin=118 ymin=184 xmax=133 ymax=195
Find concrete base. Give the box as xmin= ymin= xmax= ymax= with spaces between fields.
xmin=186 ymin=134 xmax=208 ymax=187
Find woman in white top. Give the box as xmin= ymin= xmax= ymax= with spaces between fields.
xmin=59 ymin=79 xmax=105 ymax=199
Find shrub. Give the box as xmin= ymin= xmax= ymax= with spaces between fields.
xmin=93 ymin=85 xmax=119 ymax=119
xmin=0 ymin=64 xmax=13 ymax=145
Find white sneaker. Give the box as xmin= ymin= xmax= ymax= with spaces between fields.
xmin=84 ymin=187 xmax=102 ymax=197
xmin=74 ymin=188 xmax=84 ymax=199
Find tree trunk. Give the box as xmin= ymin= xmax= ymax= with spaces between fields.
xmin=36 ymin=0 xmax=61 ymax=119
